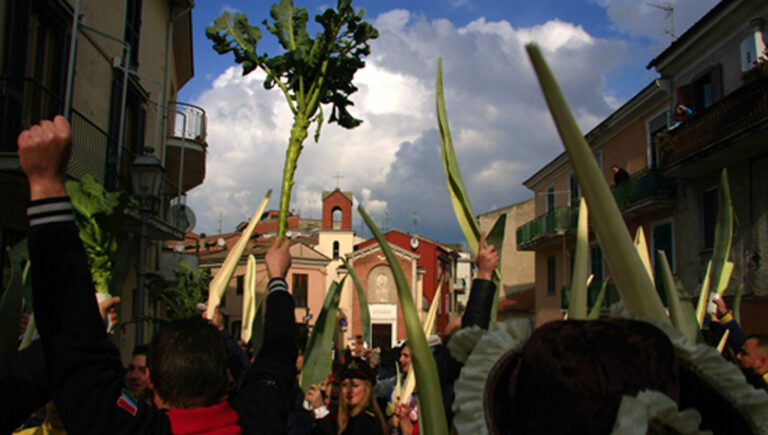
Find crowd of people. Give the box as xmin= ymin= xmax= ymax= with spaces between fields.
xmin=2 ymin=116 xmax=767 ymax=434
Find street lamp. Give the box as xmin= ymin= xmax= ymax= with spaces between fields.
xmin=130 ymin=147 xmax=164 ymax=345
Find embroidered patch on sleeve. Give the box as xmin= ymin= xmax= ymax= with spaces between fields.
xmin=117 ymin=388 xmax=138 ymax=416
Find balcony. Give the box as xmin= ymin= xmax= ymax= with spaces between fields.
xmin=164 ymin=102 xmax=207 ymax=194
xmin=612 ymin=169 xmax=674 ymax=217
xmin=659 ymin=78 xmax=768 ymax=176
xmin=517 ymin=171 xmax=673 ymax=249
xmin=0 ymin=77 xmax=118 ymax=187
xmin=516 ymin=206 xmax=577 ymax=250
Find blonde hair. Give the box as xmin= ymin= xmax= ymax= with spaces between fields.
xmin=337 ymin=379 xmax=387 ymax=434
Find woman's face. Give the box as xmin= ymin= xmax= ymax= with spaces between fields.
xmin=341 ymin=378 xmax=366 ymax=407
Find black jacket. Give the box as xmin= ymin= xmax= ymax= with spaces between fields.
xmin=28 ymin=197 xmax=297 ymax=434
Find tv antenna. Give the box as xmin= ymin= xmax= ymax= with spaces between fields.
xmin=648 ymin=1 xmax=675 ymax=42
xmin=218 ymin=212 xmax=223 ymax=235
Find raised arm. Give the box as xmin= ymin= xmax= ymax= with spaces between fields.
xmin=20 ymin=116 xmax=162 ymax=433
xmin=230 ymin=237 xmax=298 ymax=433
xmin=462 ymin=231 xmax=500 ymax=329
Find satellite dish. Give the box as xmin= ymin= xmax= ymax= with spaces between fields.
xmin=410 ymin=236 xmax=419 ymax=250
xmin=169 ymin=204 xmax=196 ymax=233
xmin=217 ymin=237 xmax=226 ymax=248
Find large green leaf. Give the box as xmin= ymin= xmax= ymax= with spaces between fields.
xmin=359 ymin=205 xmax=448 ymax=435
xmin=587 ymin=278 xmax=609 ymax=320
xmin=569 ymin=198 xmax=589 ymax=319
xmin=241 ymin=255 xmax=259 ymax=344
xmin=659 ymin=250 xmax=699 ymax=345
xmin=299 ymin=276 xmax=347 ymax=393
xmin=486 ymin=213 xmax=506 ymax=324
xmin=734 ymin=282 xmax=744 ymax=325
xmin=435 ymin=58 xmax=481 ymax=254
xmin=525 ymin=44 xmax=669 ymax=324
xmin=633 ymin=226 xmax=654 ymax=285
xmin=711 ymin=168 xmax=734 ymax=296
xmin=342 ymin=257 xmax=370 ymax=345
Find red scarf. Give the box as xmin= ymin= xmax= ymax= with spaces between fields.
xmin=166 ymin=402 xmax=241 ymax=435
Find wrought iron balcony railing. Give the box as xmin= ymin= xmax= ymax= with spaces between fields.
xmin=660 ymin=78 xmax=768 ymax=166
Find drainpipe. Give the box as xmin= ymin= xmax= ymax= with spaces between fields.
xmin=160 ymin=3 xmax=193 ymax=167
xmin=64 ymin=0 xmax=81 ymax=120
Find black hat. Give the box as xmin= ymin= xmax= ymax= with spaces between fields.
xmin=342 ymin=357 xmax=375 ymax=385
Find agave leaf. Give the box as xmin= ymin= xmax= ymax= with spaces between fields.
xmin=300 ymin=276 xmax=347 ymax=393
xmin=659 ymin=250 xmax=699 ymax=345
xmin=359 ymin=205 xmax=448 ymax=434
xmin=400 ymin=276 xmax=444 ymax=405
xmin=717 ymin=329 xmax=731 ymax=354
xmin=711 ymin=169 xmax=734 ymax=296
xmin=486 ymin=214 xmax=506 ymax=324
xmin=206 ymin=190 xmax=272 ymax=318
xmin=436 ymin=59 xmax=480 ymax=252
xmin=569 ymin=198 xmax=589 ymax=319
xmin=587 ymin=278 xmax=609 ymax=320
xmin=18 ymin=312 xmax=36 ymax=350
xmin=342 ymin=257 xmax=371 ymax=345
xmin=241 ymin=255 xmax=258 ymax=343
xmin=695 ymin=261 xmax=713 ymax=327
xmin=525 ymin=44 xmax=669 ymax=324
xmin=633 ymin=226 xmax=654 ymax=285
xmin=395 ymin=361 xmax=403 ymax=400
xmin=586 ymin=274 xmax=595 ymax=288
xmin=734 ymin=282 xmax=744 ymax=325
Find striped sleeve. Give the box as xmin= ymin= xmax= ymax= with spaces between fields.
xmin=27 ymin=197 xmax=74 ymax=227
xmin=267 ymin=278 xmax=289 ymax=294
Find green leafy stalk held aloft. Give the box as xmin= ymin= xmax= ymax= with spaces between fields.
xmin=300 ymin=276 xmax=347 ymax=393
xmin=436 ymin=58 xmax=504 ymax=321
xmin=525 ymin=44 xmax=669 ymax=324
xmin=66 ymin=174 xmax=135 ymax=294
xmin=342 ymin=257 xmax=370 ymax=345
xmin=359 ymin=205 xmax=448 ymax=435
xmin=569 ymin=198 xmax=589 ymax=319
xmin=710 ymin=168 xmax=734 ymax=296
xmin=207 ymin=0 xmax=378 ymax=238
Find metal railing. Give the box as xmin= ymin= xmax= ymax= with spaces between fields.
xmin=0 ymin=77 xmax=124 ymax=188
xmin=516 ymin=206 xmax=577 ymax=247
xmin=612 ymin=168 xmax=673 ymax=210
xmin=661 ymin=78 xmax=768 ymax=166
xmin=168 ymin=101 xmax=206 ymax=143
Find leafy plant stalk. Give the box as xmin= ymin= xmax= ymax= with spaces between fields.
xmin=359 ymin=205 xmax=448 ymax=435
xmin=569 ymin=198 xmax=589 ymax=319
xmin=207 ymin=0 xmax=378 ymax=237
xmin=342 ymin=257 xmax=370 ymax=345
xmin=525 ymin=44 xmax=669 ymax=324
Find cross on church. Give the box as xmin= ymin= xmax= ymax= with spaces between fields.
xmin=333 ymin=172 xmax=344 ymax=188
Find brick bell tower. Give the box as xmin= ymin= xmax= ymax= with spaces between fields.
xmin=322 ymin=188 xmax=353 ymax=230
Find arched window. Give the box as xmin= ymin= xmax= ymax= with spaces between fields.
xmin=333 ymin=241 xmax=339 ymax=260
xmin=332 ymin=207 xmax=343 ymax=229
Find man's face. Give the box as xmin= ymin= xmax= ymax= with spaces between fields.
xmin=738 ymin=339 xmax=768 ymax=374
xmin=125 ymin=354 xmax=147 ymax=397
xmin=399 ymin=346 xmax=412 ymax=372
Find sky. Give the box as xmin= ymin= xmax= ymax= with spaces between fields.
xmin=178 ymin=0 xmax=719 ymax=245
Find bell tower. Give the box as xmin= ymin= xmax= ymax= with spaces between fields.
xmin=322 ymin=188 xmax=353 ymax=230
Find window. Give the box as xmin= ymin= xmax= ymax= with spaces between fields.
xmin=124 ymin=0 xmax=143 ymax=68
xmin=678 ymin=65 xmax=722 ymax=114
xmin=701 ymin=188 xmax=718 ymax=251
xmin=108 ymin=72 xmax=147 ymax=190
xmin=569 ymin=172 xmax=580 ymax=206
xmin=332 ymin=207 xmax=342 ymax=230
xmin=547 ymin=255 xmax=556 ymax=295
xmin=1 ymin=0 xmax=71 ymax=152
xmin=293 ymin=274 xmax=308 ymax=307
xmin=236 ymin=275 xmax=244 ymax=295
xmin=647 ymin=110 xmax=669 ymax=168
xmin=332 ymin=241 xmax=339 ymax=260
xmin=546 ymin=185 xmax=556 ymax=212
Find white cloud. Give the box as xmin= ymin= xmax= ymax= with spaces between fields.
xmin=187 ymin=10 xmax=637 ymax=243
